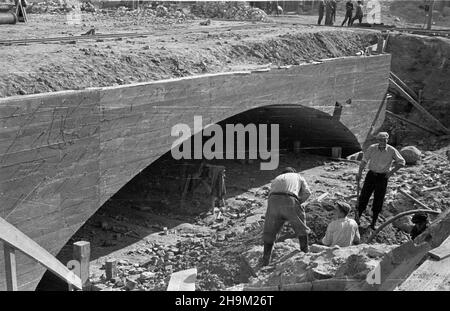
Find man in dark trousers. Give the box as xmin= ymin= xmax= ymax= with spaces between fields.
xmin=318 ymin=0 xmax=325 ymax=25
xmin=342 ymin=0 xmax=354 ymax=26
xmin=331 ymin=0 xmax=337 ymax=23
xmin=325 ymin=0 xmax=334 ymax=25
xmin=261 ymin=167 xmax=312 ymax=266
xmin=350 ymin=0 xmax=364 ymax=25
xmin=356 ymin=132 xmax=405 ymax=230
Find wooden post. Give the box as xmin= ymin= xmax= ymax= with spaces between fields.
xmin=293 ymin=141 xmax=301 ymax=154
xmin=73 ymin=241 xmax=90 ymax=290
xmin=426 ymin=0 xmax=435 ymax=30
xmin=3 ymin=243 xmax=18 ymax=291
xmin=377 ymin=36 xmax=384 ymax=54
xmin=331 ymin=147 xmax=342 ymax=159
xmin=105 ymin=259 xmax=117 ymax=280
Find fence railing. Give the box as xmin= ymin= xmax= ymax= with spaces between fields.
xmin=0 ymin=216 xmax=82 ymax=291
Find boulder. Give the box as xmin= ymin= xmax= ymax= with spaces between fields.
xmin=400 ymin=146 xmax=422 ymax=165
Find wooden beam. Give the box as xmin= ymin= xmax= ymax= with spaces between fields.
xmin=426 ymin=0 xmax=435 ymax=30
xmin=0 ymin=216 xmax=82 ymax=290
xmin=385 ymin=110 xmax=442 ymax=136
xmin=390 ymin=72 xmax=418 ymax=102
xmin=376 ymin=36 xmax=384 ymax=54
xmin=73 ymin=241 xmax=91 ymax=290
xmin=389 ymin=78 xmax=449 ymax=135
xmin=399 ymin=189 xmax=433 ymax=210
xmin=429 ymin=235 xmax=450 ymax=261
xmin=3 ymin=243 xmax=18 ymax=291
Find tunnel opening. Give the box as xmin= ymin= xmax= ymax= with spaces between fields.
xmin=36 ymin=104 xmax=361 ymax=290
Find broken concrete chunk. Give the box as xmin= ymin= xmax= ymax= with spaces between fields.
xmin=139 ymin=272 xmax=156 ymax=281
xmin=125 ymin=279 xmax=138 ymax=291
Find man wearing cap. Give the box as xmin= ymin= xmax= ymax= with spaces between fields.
xmin=322 ymin=201 xmax=360 ymax=247
xmin=410 ymin=212 xmax=428 ymax=240
xmin=261 ymin=167 xmax=312 ymax=266
xmin=356 ymin=132 xmax=405 ymax=229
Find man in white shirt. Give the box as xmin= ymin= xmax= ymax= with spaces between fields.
xmin=322 ymin=201 xmax=360 ymax=247
xmin=356 ymin=132 xmax=406 ymax=229
xmin=262 ymin=167 xmax=312 ymax=266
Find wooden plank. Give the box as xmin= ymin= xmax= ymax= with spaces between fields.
xmin=167 ymin=268 xmax=197 ymax=291
xmin=0 ymin=216 xmax=82 ymax=290
xmin=429 ymin=235 xmax=450 ymax=261
xmin=3 ymin=243 xmax=18 ymax=291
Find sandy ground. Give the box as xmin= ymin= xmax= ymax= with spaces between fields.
xmin=0 ymin=12 xmax=383 ymax=97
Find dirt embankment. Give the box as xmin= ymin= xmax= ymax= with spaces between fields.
xmin=0 ymin=21 xmax=376 ymax=98
xmin=386 ymin=33 xmax=450 ymax=127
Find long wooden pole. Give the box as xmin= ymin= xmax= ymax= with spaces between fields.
xmin=389 ymin=78 xmax=449 ymax=134
xmin=399 ymin=189 xmax=433 ymax=210
xmin=385 ymin=110 xmax=442 ymax=136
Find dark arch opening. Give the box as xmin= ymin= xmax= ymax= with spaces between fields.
xmin=36 ymin=104 xmax=360 ymax=290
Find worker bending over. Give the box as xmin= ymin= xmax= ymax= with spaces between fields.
xmin=322 ymin=201 xmax=360 ymax=247
xmin=356 ymin=132 xmax=405 ymax=229
xmin=262 ymin=167 xmax=312 ymax=266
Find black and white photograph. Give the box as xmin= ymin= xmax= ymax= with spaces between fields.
xmin=0 ymin=0 xmax=449 ymax=298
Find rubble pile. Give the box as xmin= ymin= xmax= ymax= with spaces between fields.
xmin=89 ymin=220 xmax=259 ymax=291
xmin=385 ymin=147 xmax=449 ymax=212
xmin=91 ymin=237 xmax=217 ymax=291
xmin=190 ymin=1 xmax=271 ymax=22
xmin=26 ymin=0 xmax=80 ymax=14
xmin=240 ymin=240 xmax=396 ymax=288
xmin=25 ymin=1 xmax=270 ymax=23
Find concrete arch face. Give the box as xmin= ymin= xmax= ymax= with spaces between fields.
xmin=0 ymin=54 xmax=390 ymax=290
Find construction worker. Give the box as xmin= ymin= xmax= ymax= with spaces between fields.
xmin=350 ymin=0 xmax=364 ymax=25
xmin=318 ymin=0 xmax=325 ymax=25
xmin=342 ymin=0 xmax=354 ymax=26
xmin=410 ymin=212 xmax=428 ymax=240
xmin=331 ymin=0 xmax=337 ymax=23
xmin=356 ymin=132 xmax=406 ymax=230
xmin=261 ymin=167 xmax=312 ymax=266
xmin=324 ymin=0 xmax=334 ymax=25
xmin=209 ymin=165 xmax=226 ymax=215
xmin=322 ymin=201 xmax=360 ymax=247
